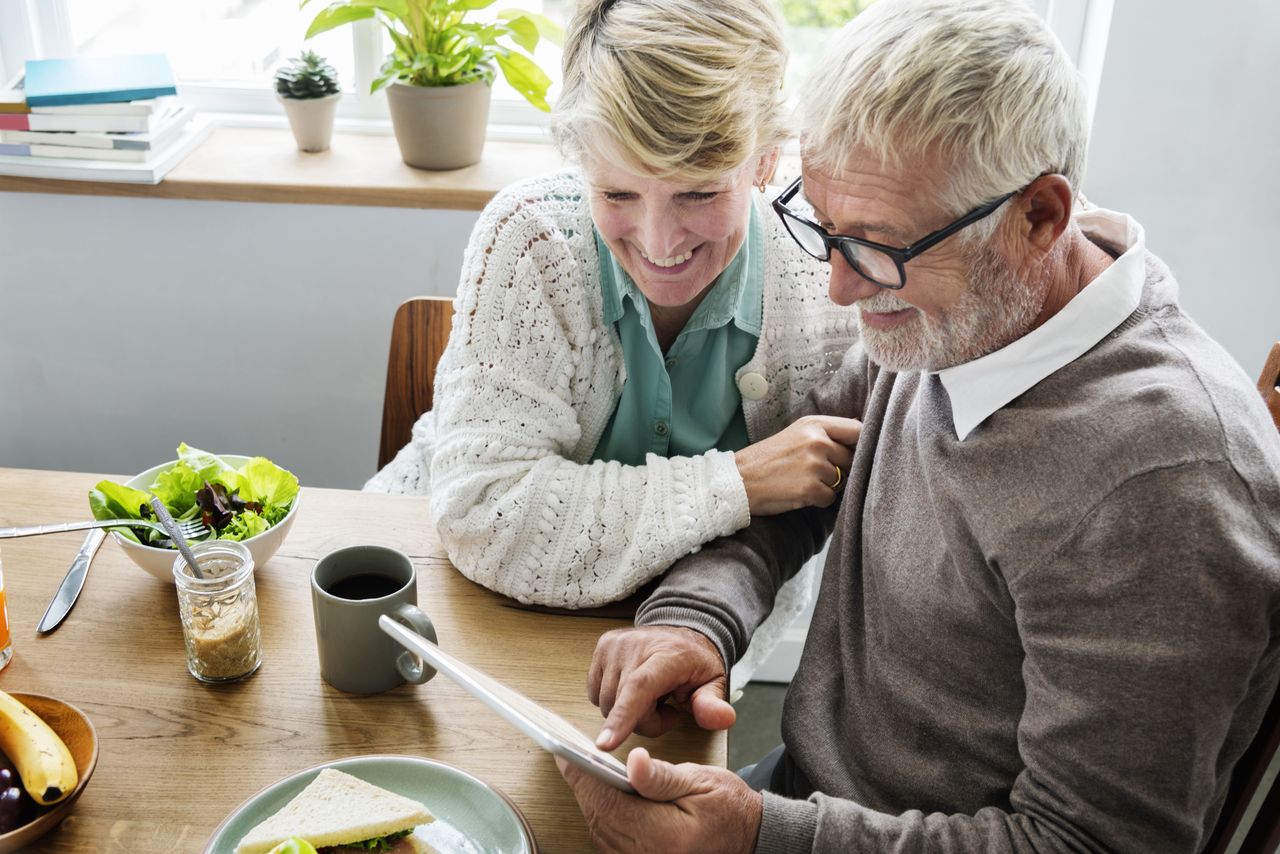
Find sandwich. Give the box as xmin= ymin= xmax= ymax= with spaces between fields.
xmin=235 ymin=768 xmax=437 ymax=854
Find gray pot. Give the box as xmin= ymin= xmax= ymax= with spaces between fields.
xmin=385 ymin=80 xmax=491 ymax=170
xmin=278 ymin=92 xmax=340 ymax=153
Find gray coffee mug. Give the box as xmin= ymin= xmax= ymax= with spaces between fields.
xmin=311 ymin=545 xmax=437 ymax=694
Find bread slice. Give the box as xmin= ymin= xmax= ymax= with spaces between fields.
xmin=234 ymin=768 xmax=435 ymax=854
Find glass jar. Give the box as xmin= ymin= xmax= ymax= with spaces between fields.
xmin=172 ymin=541 xmax=262 ymax=683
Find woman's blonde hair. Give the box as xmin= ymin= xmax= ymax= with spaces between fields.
xmin=552 ymin=0 xmax=789 ymax=181
xmin=801 ymin=0 xmax=1089 ymax=221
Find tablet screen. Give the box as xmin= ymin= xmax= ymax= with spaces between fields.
xmin=380 ymin=615 xmax=636 ymax=793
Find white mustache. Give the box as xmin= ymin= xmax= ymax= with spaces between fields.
xmin=857 ymin=292 xmax=914 ymax=314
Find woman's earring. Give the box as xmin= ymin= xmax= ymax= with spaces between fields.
xmin=756 ymin=178 xmax=768 ymax=193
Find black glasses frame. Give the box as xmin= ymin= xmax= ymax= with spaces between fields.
xmin=771 ymin=176 xmax=1017 ymax=290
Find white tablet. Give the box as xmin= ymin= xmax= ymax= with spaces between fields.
xmin=379 ymin=615 xmax=636 ymax=794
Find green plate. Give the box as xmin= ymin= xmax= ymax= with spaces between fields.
xmin=202 ymin=754 xmax=536 ymax=854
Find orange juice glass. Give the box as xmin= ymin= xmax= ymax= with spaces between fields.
xmin=0 ymin=549 xmax=11 ymax=670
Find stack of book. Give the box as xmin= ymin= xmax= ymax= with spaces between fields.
xmin=0 ymin=53 xmax=212 ymax=184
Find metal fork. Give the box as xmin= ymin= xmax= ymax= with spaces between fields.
xmin=0 ymin=517 xmax=210 ymax=540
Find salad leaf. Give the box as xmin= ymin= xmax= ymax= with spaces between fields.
xmin=88 ymin=443 xmax=298 ymax=549
xmin=150 ymin=463 xmax=204 ymax=516
xmin=348 ymin=829 xmax=411 ymax=851
xmin=177 ymin=442 xmax=234 ymax=482
xmin=238 ymin=456 xmax=300 ymax=522
xmin=87 ymin=481 xmax=156 ymax=545
xmin=219 ymin=509 xmax=270 ymax=541
xmin=195 ymin=481 xmax=261 ymax=530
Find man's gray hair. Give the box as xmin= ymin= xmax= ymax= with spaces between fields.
xmin=801 ymin=0 xmax=1089 ymax=226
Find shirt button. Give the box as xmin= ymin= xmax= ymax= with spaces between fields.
xmin=654 ymin=421 xmax=669 ymax=436
xmin=664 ymin=357 xmax=677 ymax=369
xmin=738 ymin=372 xmax=769 ymax=401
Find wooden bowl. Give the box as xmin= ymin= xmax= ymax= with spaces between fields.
xmin=0 ymin=693 xmax=98 ymax=853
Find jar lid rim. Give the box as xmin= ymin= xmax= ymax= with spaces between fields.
xmin=172 ymin=540 xmax=255 ymax=587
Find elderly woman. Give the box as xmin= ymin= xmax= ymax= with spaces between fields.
xmin=368 ymin=0 xmax=859 ymax=687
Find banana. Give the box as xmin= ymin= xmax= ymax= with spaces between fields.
xmin=0 ymin=690 xmax=77 ymax=806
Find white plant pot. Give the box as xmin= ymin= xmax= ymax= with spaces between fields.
xmin=278 ymin=92 xmax=340 ymax=153
xmin=385 ymin=80 xmax=492 ymax=171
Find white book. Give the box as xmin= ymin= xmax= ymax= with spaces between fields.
xmin=29 ymin=144 xmax=149 ymax=162
xmin=0 ymin=116 xmax=212 ymax=184
xmin=1 ymin=129 xmax=113 ymax=149
xmin=26 ymin=103 xmax=184 ymax=134
xmin=30 ymin=96 xmax=176 ymax=117
xmin=1 ymin=105 xmax=194 ymax=150
xmin=0 ymin=74 xmax=26 ymax=113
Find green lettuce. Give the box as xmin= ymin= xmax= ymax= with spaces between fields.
xmin=88 ymin=443 xmax=298 ymax=548
xmin=236 ymin=456 xmax=300 ymax=524
xmin=87 ymin=481 xmax=157 ymax=545
xmin=348 ymin=830 xmax=412 ymax=851
xmin=219 ymin=509 xmax=270 ymax=542
xmin=149 ymin=462 xmax=204 ymax=516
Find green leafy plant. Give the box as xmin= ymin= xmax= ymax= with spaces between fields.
xmin=302 ymin=0 xmax=563 ymax=112
xmin=274 ymin=50 xmax=341 ymax=99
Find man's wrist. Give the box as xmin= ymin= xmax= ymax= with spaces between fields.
xmin=743 ymin=788 xmax=765 ymax=853
xmin=670 ymin=625 xmax=721 ymax=660
xmin=635 ymin=605 xmax=736 ymax=675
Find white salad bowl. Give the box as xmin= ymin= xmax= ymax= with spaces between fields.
xmin=112 ymin=455 xmax=300 ymax=583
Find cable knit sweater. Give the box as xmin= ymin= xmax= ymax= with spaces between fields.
xmin=367 ymin=170 xmax=858 ymax=681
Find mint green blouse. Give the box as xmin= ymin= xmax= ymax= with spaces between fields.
xmin=590 ymin=203 xmax=763 ymax=466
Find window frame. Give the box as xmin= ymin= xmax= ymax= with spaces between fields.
xmin=1030 ymin=0 xmax=1115 ymax=129
xmin=8 ymin=0 xmax=1109 ymax=141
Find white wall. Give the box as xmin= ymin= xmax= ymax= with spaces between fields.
xmin=0 ymin=194 xmax=477 ymax=488
xmin=2 ymin=0 xmax=1277 ymax=493
xmin=1084 ymin=0 xmax=1280 ymax=375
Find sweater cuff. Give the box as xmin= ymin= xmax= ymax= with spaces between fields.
xmin=702 ymin=449 xmax=751 ymax=536
xmin=635 ymin=605 xmax=737 ymax=676
xmin=755 ymin=791 xmax=819 ymax=853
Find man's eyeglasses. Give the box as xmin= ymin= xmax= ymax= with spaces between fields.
xmin=771 ymin=176 xmax=1017 ymax=290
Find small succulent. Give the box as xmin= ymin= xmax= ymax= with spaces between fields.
xmin=274 ymin=50 xmax=340 ymax=99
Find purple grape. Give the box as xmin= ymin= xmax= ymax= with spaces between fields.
xmin=0 ymin=751 xmax=36 ymax=832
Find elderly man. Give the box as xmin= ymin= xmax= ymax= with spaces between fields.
xmin=555 ymin=0 xmax=1280 ymax=851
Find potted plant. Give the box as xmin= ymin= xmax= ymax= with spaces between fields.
xmin=302 ymin=0 xmax=561 ymax=170
xmin=274 ymin=50 xmax=342 ymax=153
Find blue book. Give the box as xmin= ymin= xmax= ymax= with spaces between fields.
xmin=23 ymin=54 xmax=176 ymax=107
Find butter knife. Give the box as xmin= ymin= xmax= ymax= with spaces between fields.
xmin=37 ymin=528 xmax=105 ymax=634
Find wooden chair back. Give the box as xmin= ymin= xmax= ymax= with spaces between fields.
xmin=1203 ymin=342 xmax=1280 ymax=853
xmin=1258 ymin=342 xmax=1280 ymax=430
xmin=378 ymin=296 xmax=455 ymax=470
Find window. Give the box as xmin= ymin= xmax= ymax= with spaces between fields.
xmin=5 ymin=0 xmax=1110 ymax=135
xmin=780 ymin=0 xmax=876 ymax=93
xmin=780 ymin=0 xmax=1112 ymax=126
xmin=65 ymin=1 xmax=354 ymax=88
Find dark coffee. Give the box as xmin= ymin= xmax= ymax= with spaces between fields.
xmin=326 ymin=572 xmax=405 ymax=601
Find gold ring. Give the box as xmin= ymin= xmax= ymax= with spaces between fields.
xmin=828 ymin=466 xmax=842 ymax=490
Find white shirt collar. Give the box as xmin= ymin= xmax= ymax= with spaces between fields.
xmin=936 ymin=207 xmax=1146 ymax=440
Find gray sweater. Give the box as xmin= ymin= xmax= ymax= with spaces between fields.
xmin=638 ymin=252 xmax=1280 ymax=852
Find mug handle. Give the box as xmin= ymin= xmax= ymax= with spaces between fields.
xmin=391 ymin=603 xmax=438 ymax=685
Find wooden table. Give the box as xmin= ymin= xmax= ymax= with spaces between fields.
xmin=0 ymin=468 xmax=725 ymax=852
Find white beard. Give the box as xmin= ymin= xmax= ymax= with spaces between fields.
xmin=857 ymin=245 xmax=1045 ymax=372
